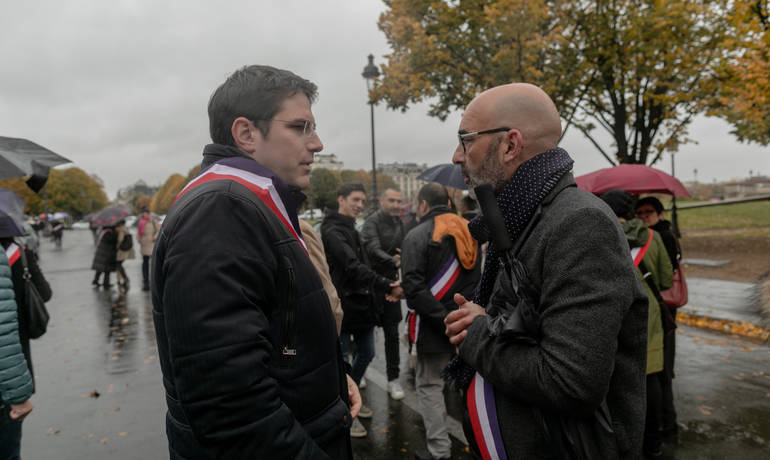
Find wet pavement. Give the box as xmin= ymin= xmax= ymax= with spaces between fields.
xmin=682 ymin=278 xmax=758 ymax=324
xmin=17 ymin=229 xmax=770 ymax=458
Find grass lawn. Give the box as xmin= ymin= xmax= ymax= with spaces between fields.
xmin=676 ymin=201 xmax=770 ymax=231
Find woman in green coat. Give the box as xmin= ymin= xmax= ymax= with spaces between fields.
xmin=601 ymin=190 xmax=673 ymax=458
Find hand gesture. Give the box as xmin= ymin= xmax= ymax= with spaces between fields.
xmin=385 ymin=281 xmax=404 ymax=302
xmin=347 ymin=375 xmax=362 ymax=419
xmin=10 ymin=399 xmax=33 ymax=421
xmin=444 ymin=293 xmax=485 ymax=349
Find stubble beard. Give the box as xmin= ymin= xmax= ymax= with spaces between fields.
xmin=463 ymin=136 xmax=508 ymax=198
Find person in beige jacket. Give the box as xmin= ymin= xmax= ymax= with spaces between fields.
xmin=299 ymin=219 xmax=342 ymax=335
xmin=115 ymin=221 xmax=136 ymax=292
xmin=137 ymin=207 xmax=159 ymax=291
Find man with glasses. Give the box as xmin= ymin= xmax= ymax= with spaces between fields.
xmin=152 ymin=65 xmax=358 ymax=459
xmin=444 ymin=83 xmax=648 ymax=458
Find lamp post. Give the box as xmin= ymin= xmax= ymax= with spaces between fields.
xmin=362 ymin=54 xmax=380 ymax=205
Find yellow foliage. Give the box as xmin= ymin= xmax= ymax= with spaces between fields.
xmin=150 ymin=174 xmax=186 ymax=215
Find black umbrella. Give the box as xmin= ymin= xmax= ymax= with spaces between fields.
xmin=417 ymin=163 xmax=467 ymax=190
xmin=0 ymin=188 xmax=26 ymax=238
xmin=90 ymin=204 xmax=131 ymax=228
xmin=0 ymin=136 xmax=72 ymax=192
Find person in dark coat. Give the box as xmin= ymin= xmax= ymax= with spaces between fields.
xmin=401 ymin=183 xmax=481 ymax=460
xmin=152 ymin=65 xmax=358 ymax=459
xmin=321 ymin=183 xmax=404 ymax=438
xmin=91 ymin=226 xmax=117 ymax=288
xmin=445 ymin=83 xmax=648 ymax=459
xmin=360 ymin=187 xmax=406 ymax=401
xmin=635 ymin=195 xmax=682 ymax=444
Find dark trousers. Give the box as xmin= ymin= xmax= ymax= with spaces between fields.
xmin=661 ymin=331 xmax=678 ymax=438
xmin=380 ymin=300 xmax=402 ymax=381
xmin=142 ymin=255 xmax=150 ymax=283
xmin=0 ymin=404 xmax=22 ymax=460
xmin=644 ymin=372 xmax=663 ymax=455
xmin=116 ymin=262 xmax=128 ymax=284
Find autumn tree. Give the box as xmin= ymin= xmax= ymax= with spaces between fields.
xmin=339 ymin=169 xmax=397 ymax=198
xmin=709 ymin=0 xmax=770 ymax=145
xmin=375 ymin=0 xmax=732 ymax=166
xmin=309 ymin=168 xmax=341 ymax=211
xmin=0 ymin=168 xmax=108 ymax=218
xmin=151 ymin=174 xmax=186 ymax=215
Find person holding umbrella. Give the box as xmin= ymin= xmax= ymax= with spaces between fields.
xmin=0 ymin=188 xmax=51 ymax=459
xmin=91 ymin=225 xmax=118 ymax=289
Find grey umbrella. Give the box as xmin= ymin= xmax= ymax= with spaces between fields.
xmin=416 ymin=163 xmax=467 ymax=190
xmin=0 ymin=136 xmax=72 ymax=192
xmin=0 ymin=188 xmax=26 ymax=238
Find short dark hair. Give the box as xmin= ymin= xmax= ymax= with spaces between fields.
xmin=380 ymin=187 xmax=400 ymax=198
xmin=337 ymin=182 xmax=366 ymax=199
xmin=600 ymin=189 xmax=635 ymax=219
xmin=417 ymin=183 xmax=449 ymax=209
xmin=636 ymin=196 xmax=664 ymax=214
xmin=208 ymin=65 xmax=318 ymax=146
xmin=460 ymin=195 xmax=477 ymax=212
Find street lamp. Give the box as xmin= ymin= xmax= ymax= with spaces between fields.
xmin=362 ymin=54 xmax=380 ymax=205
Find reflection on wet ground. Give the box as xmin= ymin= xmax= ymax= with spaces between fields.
xmin=18 ymin=229 xmax=770 ymax=458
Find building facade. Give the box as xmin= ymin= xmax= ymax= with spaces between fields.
xmin=377 ymin=162 xmax=428 ymax=202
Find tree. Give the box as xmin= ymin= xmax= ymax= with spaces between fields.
xmin=151 ymin=174 xmax=186 ymax=215
xmin=708 ymin=0 xmax=770 ymax=145
xmin=0 ymin=167 xmax=108 ymax=218
xmin=339 ymin=169 xmax=398 ymax=198
xmin=309 ymin=168 xmax=341 ymax=211
xmin=375 ymin=0 xmax=733 ymax=166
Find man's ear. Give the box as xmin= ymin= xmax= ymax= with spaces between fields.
xmin=232 ymin=117 xmax=259 ymax=154
xmin=502 ymin=129 xmax=523 ymax=165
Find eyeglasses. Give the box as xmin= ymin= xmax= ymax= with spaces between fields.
xmin=254 ymin=118 xmax=317 ymax=137
xmin=458 ymin=127 xmax=511 ymax=153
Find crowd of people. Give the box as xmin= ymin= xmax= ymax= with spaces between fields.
xmin=1 ymin=63 xmax=688 ymax=460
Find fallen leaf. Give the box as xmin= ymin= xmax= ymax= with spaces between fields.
xmin=83 ymin=433 xmax=94 ymax=440
xmin=113 ymin=407 xmax=120 ymax=412
xmin=697 ymin=406 xmax=712 ymax=416
xmin=100 ymin=437 xmax=110 ymax=444
xmin=379 ymin=429 xmax=389 ymax=434
xmin=118 ymin=432 xmax=127 ymax=437
xmin=400 ymin=448 xmax=407 ymax=453
xmin=90 ymin=390 xmax=100 ymax=398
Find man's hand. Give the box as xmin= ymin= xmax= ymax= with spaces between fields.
xmin=10 ymin=400 xmax=33 ymax=421
xmin=385 ymin=281 xmax=405 ymax=302
xmin=445 ymin=293 xmax=485 ymax=348
xmin=347 ymin=375 xmax=362 ymax=419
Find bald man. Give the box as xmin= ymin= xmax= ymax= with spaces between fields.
xmin=444 ymin=84 xmax=649 ymax=459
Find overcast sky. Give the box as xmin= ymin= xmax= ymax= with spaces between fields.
xmin=1 ymin=0 xmax=767 ymax=198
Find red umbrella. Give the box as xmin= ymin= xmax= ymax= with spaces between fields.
xmin=575 ymin=164 xmax=690 ymax=197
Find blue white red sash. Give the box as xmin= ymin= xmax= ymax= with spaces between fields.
xmin=630 ymin=228 xmax=653 ymax=267
xmin=52 ymin=224 xmax=63 ymax=232
xmin=5 ymin=243 xmax=20 ymax=267
xmin=467 ymin=372 xmax=508 ymax=460
xmin=405 ymin=255 xmax=462 ymax=345
xmin=176 ymin=163 xmax=307 ymax=252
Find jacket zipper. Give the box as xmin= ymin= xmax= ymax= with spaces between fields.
xmin=282 ymin=262 xmax=297 ymax=356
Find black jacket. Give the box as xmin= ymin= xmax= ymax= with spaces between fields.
xmin=321 ymin=210 xmax=392 ymax=333
xmin=401 ymin=206 xmax=480 ymax=354
xmin=361 ymin=210 xmax=403 ymax=279
xmin=152 ymin=146 xmax=350 ymax=460
xmin=91 ymin=228 xmax=117 ymax=272
xmin=650 ymin=219 xmax=681 ymax=270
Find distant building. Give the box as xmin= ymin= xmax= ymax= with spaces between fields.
xmin=378 ymin=162 xmax=428 ymax=202
xmin=116 ymin=179 xmax=159 ymax=205
xmin=312 ymin=153 xmax=344 ymax=171
xmin=724 ymin=176 xmax=770 ymax=198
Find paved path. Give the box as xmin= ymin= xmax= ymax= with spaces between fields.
xmin=16 ymin=229 xmax=770 ymax=459
xmin=683 ymin=277 xmax=759 ymax=324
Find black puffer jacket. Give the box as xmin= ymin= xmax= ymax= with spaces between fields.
xmin=401 ymin=206 xmax=480 ymax=354
xmin=91 ymin=228 xmax=117 ymax=272
xmin=321 ymin=210 xmax=392 ymax=333
xmin=152 ymin=147 xmax=350 ymax=460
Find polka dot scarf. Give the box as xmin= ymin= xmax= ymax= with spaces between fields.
xmin=468 ymin=147 xmax=574 ymax=307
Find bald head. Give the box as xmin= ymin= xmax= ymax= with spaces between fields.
xmin=467 ymin=83 xmax=561 ymax=158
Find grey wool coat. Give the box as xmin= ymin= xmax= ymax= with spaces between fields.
xmin=459 ymin=173 xmax=649 ymax=459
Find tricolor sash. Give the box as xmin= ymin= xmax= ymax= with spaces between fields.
xmin=5 ymin=243 xmax=20 ymax=267
xmin=467 ymin=372 xmax=508 ymax=460
xmin=630 ymin=228 xmax=653 ymax=267
xmin=52 ymin=224 xmax=63 ymax=232
xmin=405 ymin=254 xmax=462 ymax=345
xmin=176 ymin=162 xmax=307 ymax=252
